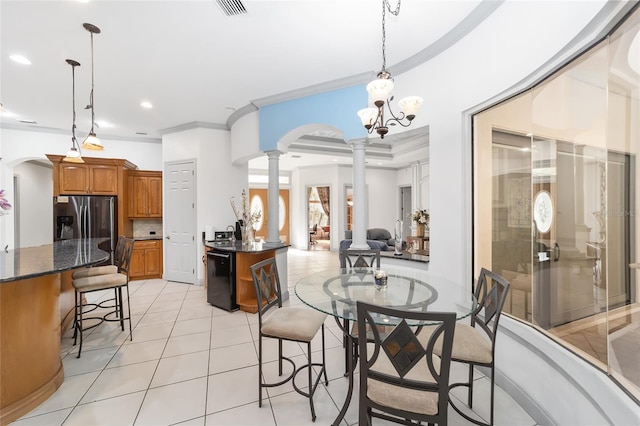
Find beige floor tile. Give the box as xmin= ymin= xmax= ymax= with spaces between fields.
xmin=80 ymin=360 xmax=157 ymax=403
xmin=150 ymin=350 xmax=210 ymax=388
xmin=135 ymin=377 xmax=207 ymax=426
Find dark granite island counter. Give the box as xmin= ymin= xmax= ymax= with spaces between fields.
xmin=0 ymin=239 xmax=109 ymax=425
xmin=204 ymin=241 xmax=289 ymax=313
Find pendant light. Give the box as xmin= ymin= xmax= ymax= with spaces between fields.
xmin=82 ymin=23 xmax=103 ymax=151
xmin=63 ymin=59 xmax=84 ymax=163
xmin=357 ymin=0 xmax=423 ymax=139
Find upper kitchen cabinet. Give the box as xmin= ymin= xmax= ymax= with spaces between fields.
xmin=46 ymin=155 xmax=137 ymax=196
xmin=127 ymin=170 xmax=162 ymax=218
xmin=46 ymin=154 xmax=138 ymax=238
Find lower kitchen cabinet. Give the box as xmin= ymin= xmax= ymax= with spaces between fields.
xmin=130 ymin=240 xmax=163 ymax=279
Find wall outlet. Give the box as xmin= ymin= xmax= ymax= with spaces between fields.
xmin=150 ymin=231 xmax=156 ymax=235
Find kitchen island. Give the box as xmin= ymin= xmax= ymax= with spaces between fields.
xmin=0 ymin=239 xmax=109 ymax=425
xmin=204 ymin=241 xmax=288 ymax=313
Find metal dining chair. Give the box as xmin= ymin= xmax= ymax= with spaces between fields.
xmin=339 ymin=248 xmax=381 ymax=269
xmin=72 ymin=237 xmax=134 ymax=358
xmin=71 ymin=235 xmax=125 ymax=280
xmin=357 ymin=301 xmax=456 ymax=426
xmin=250 ymin=257 xmax=328 ymax=421
xmin=420 ymin=267 xmax=511 ymax=425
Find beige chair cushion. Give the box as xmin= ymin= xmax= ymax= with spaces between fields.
xmin=261 ymin=307 xmax=326 ymax=342
xmin=73 ymin=273 xmax=127 ymax=292
xmin=72 ymin=265 xmax=118 ymax=279
xmin=418 ymin=324 xmax=493 ymax=364
xmin=367 ymin=352 xmax=442 ymax=415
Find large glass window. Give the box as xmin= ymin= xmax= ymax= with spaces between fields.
xmin=474 ymin=8 xmax=640 ymax=399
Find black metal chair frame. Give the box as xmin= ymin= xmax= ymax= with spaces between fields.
xmin=357 ymin=301 xmax=456 ymax=426
xmin=73 ymin=237 xmax=134 ymax=358
xmin=309 ymin=224 xmax=318 ymax=244
xmin=337 ymin=248 xmax=382 ymax=375
xmin=250 ymin=257 xmax=328 ymax=421
xmin=448 ymin=268 xmax=511 ymax=426
xmin=339 ymin=248 xmax=381 ymax=269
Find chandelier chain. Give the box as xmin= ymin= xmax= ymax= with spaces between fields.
xmin=381 ymin=0 xmax=401 ymax=71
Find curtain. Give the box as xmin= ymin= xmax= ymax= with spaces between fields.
xmin=316 ymin=187 xmax=330 ymax=219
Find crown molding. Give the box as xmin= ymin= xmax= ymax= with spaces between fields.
xmin=158 ymin=121 xmax=229 ymax=135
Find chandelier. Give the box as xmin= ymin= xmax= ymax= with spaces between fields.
xmin=358 ymin=0 xmax=423 ymax=139
xmin=82 ymin=23 xmax=104 ymax=151
xmin=63 ymin=59 xmax=83 ymax=163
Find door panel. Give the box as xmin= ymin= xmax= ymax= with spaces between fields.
xmin=164 ymin=161 xmax=196 ymax=284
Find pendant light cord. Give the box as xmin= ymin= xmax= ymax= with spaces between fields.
xmin=89 ymin=31 xmax=96 ymax=133
xmin=72 ymin=64 xmax=78 ymax=146
xmin=381 ymin=0 xmax=401 ymax=72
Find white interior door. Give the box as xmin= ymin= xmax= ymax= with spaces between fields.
xmin=164 ymin=160 xmax=196 ymax=284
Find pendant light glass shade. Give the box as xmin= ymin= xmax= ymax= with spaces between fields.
xmin=82 ymin=132 xmax=103 ymax=150
xmin=63 ymin=59 xmax=84 ymax=163
xmin=64 ymin=147 xmax=84 ymax=163
xmin=82 ymin=23 xmax=104 ymax=151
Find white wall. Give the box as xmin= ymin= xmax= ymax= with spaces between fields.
xmin=13 ymin=161 xmax=53 ymax=247
xmin=162 ymin=127 xmax=247 ymax=285
xmin=230 ymin=111 xmax=260 ymax=165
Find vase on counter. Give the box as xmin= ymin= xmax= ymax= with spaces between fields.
xmin=416 ymin=224 xmax=425 ymax=237
xmin=241 ymin=222 xmax=254 ymax=245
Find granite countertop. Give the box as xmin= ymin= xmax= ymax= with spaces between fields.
xmin=205 ymin=240 xmax=288 ymax=254
xmin=380 ymin=250 xmax=429 ymax=263
xmin=134 ymin=236 xmax=163 ymax=241
xmin=0 ymin=238 xmax=110 ymax=283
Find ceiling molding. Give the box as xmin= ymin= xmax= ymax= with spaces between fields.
xmin=389 ymin=0 xmax=505 ymax=77
xmin=0 ymin=122 xmax=162 ymax=143
xmin=158 ymin=121 xmax=229 ymax=136
xmin=226 ymin=103 xmax=258 ymax=129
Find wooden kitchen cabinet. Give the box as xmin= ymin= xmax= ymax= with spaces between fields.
xmin=130 ymin=240 xmax=162 ymax=279
xmin=46 ymin=154 xmax=138 ymax=238
xmin=128 ymin=171 xmax=162 ymax=218
xmin=59 ymin=163 xmax=119 ymax=195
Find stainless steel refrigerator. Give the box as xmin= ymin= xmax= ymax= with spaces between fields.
xmin=53 ymin=195 xmax=117 ymax=264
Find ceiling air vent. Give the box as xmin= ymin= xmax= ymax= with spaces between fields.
xmin=215 ymin=0 xmax=247 ymax=16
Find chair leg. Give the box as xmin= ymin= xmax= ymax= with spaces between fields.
xmin=117 ymin=287 xmax=125 ymax=331
xmin=307 ymin=341 xmax=316 ymax=421
xmin=76 ymin=291 xmax=84 ymax=359
xmin=125 ymin=285 xmax=133 ymax=341
xmin=321 ymin=325 xmax=328 ymax=385
xmin=258 ymin=336 xmax=263 ymax=408
xmin=278 ymin=339 xmax=283 ymax=376
xmin=468 ymin=363 xmax=474 ymax=409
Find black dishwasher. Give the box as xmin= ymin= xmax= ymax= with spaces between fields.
xmin=207 ymin=252 xmax=238 ymax=311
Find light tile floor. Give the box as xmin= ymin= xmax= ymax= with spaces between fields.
xmin=13 ymin=248 xmax=536 ymax=426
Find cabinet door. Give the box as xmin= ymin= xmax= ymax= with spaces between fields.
xmin=130 ymin=176 xmax=149 ymax=218
xmin=129 ymin=248 xmax=146 ymax=278
xmin=144 ymin=246 xmax=162 ymax=276
xmin=147 ymin=177 xmax=163 ymax=217
xmin=89 ymin=165 xmax=118 ymax=195
xmin=60 ymin=164 xmax=90 ymax=194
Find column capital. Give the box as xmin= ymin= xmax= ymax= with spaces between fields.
xmin=346 ymin=137 xmax=369 ymax=149
xmin=266 ymin=150 xmax=283 ymax=159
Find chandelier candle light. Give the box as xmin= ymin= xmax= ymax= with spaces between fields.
xmin=358 ymin=0 xmax=423 ymax=138
xmin=63 ymin=59 xmax=84 ymax=163
xmin=82 ymin=23 xmax=103 ymax=151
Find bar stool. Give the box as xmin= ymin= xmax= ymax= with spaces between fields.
xmin=72 ymin=237 xmax=134 ymax=358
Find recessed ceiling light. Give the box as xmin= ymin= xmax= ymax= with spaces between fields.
xmin=135 ymin=132 xmax=148 ymax=135
xmin=332 ymin=159 xmax=338 ymax=162
xmin=140 ymin=101 xmax=153 ymax=109
xmin=18 ymin=119 xmax=37 ymax=124
xmin=226 ymin=106 xmax=236 ymax=111
xmin=95 ymin=120 xmax=112 ymax=128
xmin=291 ymin=155 xmax=301 ymax=158
xmin=377 ymin=162 xmax=383 ymax=165
xmin=10 ymin=54 xmax=31 ymax=65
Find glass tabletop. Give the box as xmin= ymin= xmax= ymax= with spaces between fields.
xmin=294 ymin=267 xmax=477 ymax=326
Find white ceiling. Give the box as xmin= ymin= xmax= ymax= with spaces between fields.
xmin=3 ymin=1 xmax=631 ymax=171
xmin=0 ymin=0 xmax=480 ymax=137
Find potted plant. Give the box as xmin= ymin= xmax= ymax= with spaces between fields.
xmin=412 ymin=209 xmax=429 ymax=237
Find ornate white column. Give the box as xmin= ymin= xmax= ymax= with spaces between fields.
xmin=266 ymin=150 xmax=283 ymax=246
xmin=349 ymin=138 xmax=369 ymax=250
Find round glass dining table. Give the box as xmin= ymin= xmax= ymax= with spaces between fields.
xmin=294 ymin=267 xmax=477 ymax=426
xmin=295 ymin=267 xmax=477 ymax=325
